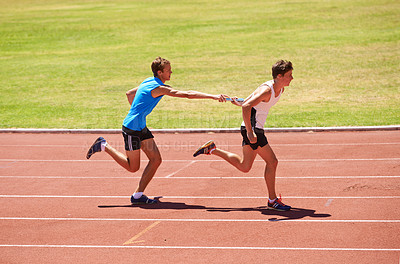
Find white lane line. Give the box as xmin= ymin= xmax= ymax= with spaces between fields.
xmin=166 ymin=175 xmax=400 ymax=179
xmin=1 ymin=217 xmax=399 ymax=223
xmin=0 ymin=244 xmax=398 ymax=251
xmin=2 ymin=142 xmax=399 ymax=147
xmin=1 ymin=175 xmax=399 ymax=179
xmin=1 ymin=158 xmax=399 ymax=162
xmin=164 ymin=160 xmax=196 ymax=178
xmin=0 ymin=195 xmax=399 ymax=199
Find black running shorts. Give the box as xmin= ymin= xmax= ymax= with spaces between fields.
xmin=122 ymin=126 xmax=154 ymax=151
xmin=240 ymin=126 xmax=268 ymax=150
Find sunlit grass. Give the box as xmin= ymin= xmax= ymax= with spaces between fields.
xmin=1 ymin=0 xmax=399 ymax=128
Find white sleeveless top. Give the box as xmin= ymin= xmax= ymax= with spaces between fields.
xmin=241 ymin=80 xmax=282 ymax=129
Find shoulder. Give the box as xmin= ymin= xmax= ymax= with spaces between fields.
xmin=154 ymin=85 xmax=172 ymax=91
xmin=256 ymin=82 xmax=272 ymax=96
xmin=141 ymin=77 xmax=164 ymax=86
xmin=245 ymin=83 xmax=271 ymax=105
xmin=250 ymin=81 xmax=273 ymax=102
xmin=140 ymin=77 xmax=167 ymax=92
xmin=258 ymin=80 xmax=273 ymax=90
xmin=264 ymin=80 xmax=274 ymax=89
xmin=151 ymin=85 xmax=173 ymax=98
xmin=141 ymin=77 xmax=155 ymax=84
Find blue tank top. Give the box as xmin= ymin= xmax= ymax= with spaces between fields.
xmin=123 ymin=77 xmax=164 ymax=131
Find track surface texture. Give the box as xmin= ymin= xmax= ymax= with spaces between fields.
xmin=1 ymin=131 xmax=399 ymax=264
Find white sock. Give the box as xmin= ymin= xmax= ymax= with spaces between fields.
xmin=101 ymin=141 xmax=107 ymax=151
xmin=133 ymin=192 xmax=143 ymax=199
xmin=269 ymin=198 xmax=276 ymax=203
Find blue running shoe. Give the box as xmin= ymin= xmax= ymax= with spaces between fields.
xmin=268 ymin=197 xmax=291 ymax=211
xmin=131 ymin=194 xmax=158 ymax=204
xmin=193 ymin=140 xmax=216 ymax=157
xmin=86 ymin=137 xmax=106 ymax=159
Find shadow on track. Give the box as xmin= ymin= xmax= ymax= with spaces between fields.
xmin=98 ymin=200 xmax=331 ymax=221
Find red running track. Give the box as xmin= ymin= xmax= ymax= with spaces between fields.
xmin=0 ymin=131 xmax=399 ymax=263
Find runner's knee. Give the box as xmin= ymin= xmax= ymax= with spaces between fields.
xmin=269 ymin=157 xmax=278 ymax=168
xmin=150 ymin=155 xmax=162 ymax=167
xmin=127 ymin=158 xmax=140 ymax=173
xmin=127 ymin=166 xmax=140 ymax=173
xmin=239 ymin=164 xmax=252 ymax=173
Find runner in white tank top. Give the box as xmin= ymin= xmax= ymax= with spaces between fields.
xmin=194 ymin=60 xmax=294 ymax=211
xmin=241 ymin=80 xmax=282 ymax=130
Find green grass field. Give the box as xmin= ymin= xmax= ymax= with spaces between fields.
xmin=1 ymin=0 xmax=399 ymax=129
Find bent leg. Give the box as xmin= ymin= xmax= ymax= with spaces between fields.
xmin=105 ymin=144 xmax=140 ymax=172
xmin=134 ymin=138 xmax=162 ymax=193
xmin=257 ymin=144 xmax=278 ymax=200
xmin=212 ymin=145 xmax=257 ymax=173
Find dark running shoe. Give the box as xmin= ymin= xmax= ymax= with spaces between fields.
xmin=86 ymin=137 xmax=106 ymax=159
xmin=193 ymin=140 xmax=216 ymax=157
xmin=131 ymin=194 xmax=158 ymax=204
xmin=268 ymin=197 xmax=291 ymax=211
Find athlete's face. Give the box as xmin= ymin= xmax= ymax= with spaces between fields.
xmin=279 ymin=70 xmax=293 ymax=87
xmin=158 ymin=64 xmax=172 ymax=82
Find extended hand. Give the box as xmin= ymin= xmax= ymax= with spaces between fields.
xmin=216 ymin=94 xmax=229 ymax=102
xmin=230 ymin=97 xmax=243 ymax=106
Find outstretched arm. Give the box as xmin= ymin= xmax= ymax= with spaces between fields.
xmin=151 ymin=86 xmax=228 ymax=102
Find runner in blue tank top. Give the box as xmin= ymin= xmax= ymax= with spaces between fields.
xmin=86 ymin=57 xmax=229 ymax=204
xmin=123 ymin=76 xmax=165 ymax=131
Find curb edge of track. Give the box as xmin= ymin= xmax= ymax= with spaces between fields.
xmin=0 ymin=125 xmax=399 ymax=134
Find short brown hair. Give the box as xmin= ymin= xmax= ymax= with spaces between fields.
xmin=272 ymin=60 xmax=293 ymax=79
xmin=151 ymin=57 xmax=170 ymax=77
